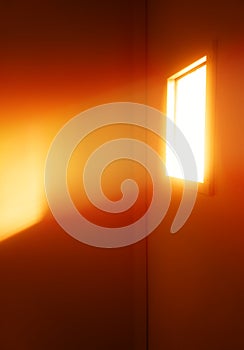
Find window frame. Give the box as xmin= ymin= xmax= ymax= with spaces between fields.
xmin=165 ymin=45 xmax=217 ymax=195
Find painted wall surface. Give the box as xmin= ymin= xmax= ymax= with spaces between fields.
xmin=147 ymin=1 xmax=244 ymax=349
xmin=1 ymin=1 xmax=244 ymax=349
xmin=0 ymin=1 xmax=147 ymax=349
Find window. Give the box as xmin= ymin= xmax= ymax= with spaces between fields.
xmin=166 ymin=56 xmax=207 ymax=184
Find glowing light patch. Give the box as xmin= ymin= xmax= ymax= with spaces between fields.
xmin=166 ymin=57 xmax=207 ymax=183
xmin=0 ymin=125 xmax=45 ymax=242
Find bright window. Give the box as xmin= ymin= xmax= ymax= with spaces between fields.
xmin=166 ymin=56 xmax=207 ymax=183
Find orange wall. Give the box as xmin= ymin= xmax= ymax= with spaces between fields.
xmin=147 ymin=1 xmax=244 ymax=349
xmin=1 ymin=2 xmax=243 ymax=349
xmin=0 ymin=1 xmax=147 ymax=349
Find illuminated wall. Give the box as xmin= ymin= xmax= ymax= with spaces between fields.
xmin=1 ymin=1 xmax=243 ymax=349
xmin=0 ymin=1 xmax=149 ymax=243
xmin=0 ymin=1 xmax=147 ymax=349
xmin=0 ymin=120 xmax=46 ymax=241
xmin=147 ymin=1 xmax=244 ymax=349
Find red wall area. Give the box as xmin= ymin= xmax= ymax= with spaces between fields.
xmin=1 ymin=1 xmax=243 ymax=349
xmin=147 ymin=1 xmax=244 ymax=349
xmin=0 ymin=1 xmax=147 ymax=349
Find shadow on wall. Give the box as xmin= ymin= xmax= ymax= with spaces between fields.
xmin=0 ymin=216 xmax=136 ymax=350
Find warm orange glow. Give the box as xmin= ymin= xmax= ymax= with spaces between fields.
xmin=0 ymin=123 xmax=46 ymax=241
xmin=166 ymin=56 xmax=207 ymax=183
xmin=67 ymin=124 xmax=154 ymax=228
